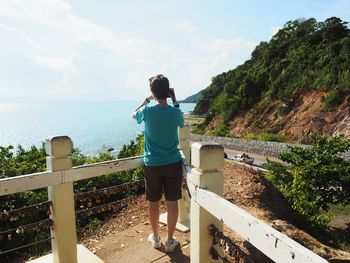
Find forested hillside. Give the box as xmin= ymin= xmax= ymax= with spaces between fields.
xmin=193 ymin=17 xmax=350 ymax=142
xmin=180 ymin=90 xmax=203 ymax=103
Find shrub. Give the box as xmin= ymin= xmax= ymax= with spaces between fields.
xmin=242 ymin=133 xmax=259 ymax=140
xmin=266 ymin=134 xmax=350 ymax=227
xmin=260 ymin=133 xmax=287 ymax=142
xmin=207 ymin=124 xmax=230 ymax=137
xmin=242 ymin=133 xmax=287 ymax=142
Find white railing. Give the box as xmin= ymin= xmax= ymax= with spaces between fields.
xmin=0 ymin=135 xmax=146 ymax=263
xmin=0 ymin=128 xmax=191 ymax=263
xmin=0 ymin=126 xmax=328 ymax=263
xmin=186 ymin=142 xmax=328 ymax=263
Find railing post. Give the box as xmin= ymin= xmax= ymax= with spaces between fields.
xmin=178 ymin=125 xmax=191 ymax=161
xmin=46 ymin=136 xmax=77 ymax=263
xmin=190 ymin=142 xmax=224 ymax=263
xmin=177 ymin=125 xmax=191 ymax=229
xmin=159 ymin=125 xmax=191 ymax=231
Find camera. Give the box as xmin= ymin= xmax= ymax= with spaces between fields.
xmin=168 ymin=88 xmax=175 ymax=98
xmin=168 ymin=88 xmax=177 ymax=105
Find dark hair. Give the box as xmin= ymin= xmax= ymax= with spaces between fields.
xmin=149 ymin=74 xmax=170 ymax=100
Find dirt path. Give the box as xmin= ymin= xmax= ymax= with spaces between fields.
xmin=92 ymin=223 xmax=190 ymax=263
xmin=81 ymin=164 xmax=350 ymax=262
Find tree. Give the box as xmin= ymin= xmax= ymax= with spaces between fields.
xmin=266 ymin=134 xmax=350 ymax=227
xmin=193 ymin=17 xmax=350 ymax=135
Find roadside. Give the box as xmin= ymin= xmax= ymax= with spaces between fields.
xmin=222 ymin=148 xmax=281 ymax=166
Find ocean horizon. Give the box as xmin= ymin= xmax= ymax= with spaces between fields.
xmin=0 ymin=101 xmax=196 ymax=155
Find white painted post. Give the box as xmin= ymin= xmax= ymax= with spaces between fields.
xmin=177 ymin=125 xmax=191 ymax=230
xmin=190 ymin=142 xmax=224 ymax=263
xmin=46 ymin=136 xmax=78 ymax=263
xmin=178 ymin=125 xmax=191 ymax=161
xmin=159 ymin=125 xmax=191 ymax=232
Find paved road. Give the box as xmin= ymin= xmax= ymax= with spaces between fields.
xmin=190 ymin=141 xmax=281 ymax=166
xmin=223 ymin=148 xmax=281 ymax=166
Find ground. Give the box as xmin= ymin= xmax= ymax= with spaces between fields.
xmin=80 ymin=163 xmax=350 ymax=263
xmin=204 ymin=91 xmax=350 ymax=143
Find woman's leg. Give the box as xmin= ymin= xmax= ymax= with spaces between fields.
xmin=149 ymin=200 xmax=161 ymax=236
xmin=166 ymin=200 xmax=178 ymax=240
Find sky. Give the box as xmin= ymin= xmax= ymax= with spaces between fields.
xmin=0 ymin=0 xmax=349 ymax=102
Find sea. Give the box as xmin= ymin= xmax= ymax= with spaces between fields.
xmin=0 ymin=101 xmax=196 ymax=155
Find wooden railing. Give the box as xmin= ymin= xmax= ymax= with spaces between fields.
xmin=0 ymin=126 xmax=328 ymax=263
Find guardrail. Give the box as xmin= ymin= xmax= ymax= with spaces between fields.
xmin=185 ymin=141 xmax=328 ymax=263
xmin=0 ymin=135 xmax=145 ymax=263
xmin=0 ymin=126 xmax=329 ymax=263
xmin=191 ymin=134 xmax=350 ymax=160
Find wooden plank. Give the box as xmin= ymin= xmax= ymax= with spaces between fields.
xmin=0 ymin=156 xmax=144 ymax=196
xmin=194 ymin=187 xmax=328 ymax=263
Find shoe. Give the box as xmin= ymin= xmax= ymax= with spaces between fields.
xmin=148 ymin=233 xmax=161 ymax=248
xmin=164 ymin=238 xmax=179 ymax=253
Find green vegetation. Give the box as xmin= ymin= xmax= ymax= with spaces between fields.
xmin=242 ymin=133 xmax=287 ymax=142
xmin=207 ymin=124 xmax=231 ymax=137
xmin=87 ymin=218 xmax=103 ymax=231
xmin=193 ymin=17 xmax=350 ymax=134
xmin=180 ymin=89 xmax=203 ymax=103
xmin=265 ymin=134 xmax=350 ymax=228
xmin=0 ymin=134 xmax=144 ymax=209
xmin=0 ymin=135 xmax=144 ymax=262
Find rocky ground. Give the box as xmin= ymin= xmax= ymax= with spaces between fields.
xmin=219 ymin=91 xmax=350 ymax=143
xmin=80 ymin=163 xmax=350 ymax=262
xmin=222 ymin=163 xmax=350 ymax=262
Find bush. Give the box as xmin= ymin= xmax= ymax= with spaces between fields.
xmin=207 ymin=124 xmax=230 ymax=137
xmin=242 ymin=133 xmax=259 ymax=140
xmin=268 ymin=120 xmax=287 ymax=133
xmin=0 ymin=135 xmax=145 ymax=262
xmin=260 ymin=133 xmax=287 ymax=142
xmin=191 ymin=125 xmax=205 ymax=135
xmin=87 ymin=218 xmax=103 ymax=230
xmin=266 ymin=134 xmax=350 ymax=227
xmin=242 ymin=133 xmax=287 ymax=142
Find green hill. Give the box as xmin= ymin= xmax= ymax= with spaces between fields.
xmin=180 ymin=90 xmax=203 ymax=103
xmin=193 ymin=17 xmax=350 ymax=139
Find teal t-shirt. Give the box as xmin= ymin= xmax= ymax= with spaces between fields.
xmin=135 ymin=104 xmax=184 ymax=166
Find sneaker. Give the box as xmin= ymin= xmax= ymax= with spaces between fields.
xmin=164 ymin=238 xmax=179 ymax=253
xmin=148 ymin=233 xmax=161 ymax=248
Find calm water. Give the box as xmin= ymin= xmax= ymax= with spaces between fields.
xmin=0 ymin=102 xmax=196 ymax=155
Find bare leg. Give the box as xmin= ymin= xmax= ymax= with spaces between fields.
xmin=149 ymin=200 xmax=160 ymax=236
xmin=166 ymin=200 xmax=178 ymax=240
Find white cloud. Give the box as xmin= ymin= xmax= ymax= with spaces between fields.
xmin=34 ymin=56 xmax=77 ymax=73
xmin=171 ymin=20 xmax=198 ymax=33
xmin=0 ymin=23 xmax=23 ymax=34
xmin=0 ymin=0 xmax=258 ymax=101
xmin=0 ymin=22 xmax=39 ymax=50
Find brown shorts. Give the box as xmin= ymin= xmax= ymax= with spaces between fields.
xmin=144 ymin=161 xmax=183 ymax=202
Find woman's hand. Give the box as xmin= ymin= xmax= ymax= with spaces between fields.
xmin=147 ymin=94 xmax=154 ymax=101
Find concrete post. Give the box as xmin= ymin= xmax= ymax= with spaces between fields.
xmin=178 ymin=125 xmax=191 ymax=161
xmin=177 ymin=125 xmax=191 ymax=230
xmin=190 ymin=142 xmax=224 ymax=263
xmin=159 ymin=125 xmax=191 ymax=232
xmin=46 ymin=136 xmax=77 ymax=263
